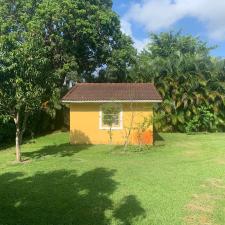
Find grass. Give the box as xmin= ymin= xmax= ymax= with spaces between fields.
xmin=0 ymin=132 xmax=225 ymax=225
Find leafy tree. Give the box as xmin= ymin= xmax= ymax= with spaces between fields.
xmin=32 ymin=0 xmax=135 ymax=83
xmin=0 ymin=0 xmax=135 ymax=160
xmin=0 ymin=28 xmax=59 ymax=161
xmin=130 ymin=31 xmax=225 ymax=132
xmin=0 ymin=0 xmax=135 ymax=84
xmin=97 ymin=35 xmax=137 ymax=82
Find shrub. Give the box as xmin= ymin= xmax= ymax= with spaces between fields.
xmin=185 ymin=106 xmax=215 ymax=133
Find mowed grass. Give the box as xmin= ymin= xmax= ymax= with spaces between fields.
xmin=0 ymin=132 xmax=225 ymax=225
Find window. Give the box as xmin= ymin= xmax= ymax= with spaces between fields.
xmin=99 ymin=104 xmax=123 ymax=130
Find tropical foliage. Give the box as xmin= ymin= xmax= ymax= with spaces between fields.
xmin=185 ymin=106 xmax=216 ymax=133
xmin=130 ymin=32 xmax=225 ymax=132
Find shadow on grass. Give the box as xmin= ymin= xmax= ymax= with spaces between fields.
xmin=22 ymin=130 xmax=93 ymax=160
xmin=153 ymin=132 xmax=165 ymax=147
xmin=0 ymin=142 xmax=15 ymax=151
xmin=0 ymin=130 xmax=63 ymax=151
xmin=22 ymin=143 xmax=93 ymax=160
xmin=154 ymin=132 xmax=165 ymax=142
xmin=114 ymin=195 xmax=146 ymax=225
xmin=0 ymin=168 xmax=145 ymax=225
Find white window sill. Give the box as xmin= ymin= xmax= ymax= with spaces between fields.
xmin=100 ymin=127 xmax=123 ymax=130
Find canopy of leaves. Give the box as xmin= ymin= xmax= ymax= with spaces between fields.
xmin=130 ymin=32 xmax=225 ymax=132
xmin=25 ymin=0 xmax=135 ymax=82
xmin=0 ymin=0 xmax=135 ymax=147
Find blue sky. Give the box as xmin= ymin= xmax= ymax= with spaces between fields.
xmin=112 ymin=0 xmax=225 ymax=57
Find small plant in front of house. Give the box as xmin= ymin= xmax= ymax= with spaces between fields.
xmin=123 ymin=103 xmax=135 ymax=150
xmin=102 ymin=103 xmax=121 ymax=144
xmin=135 ymin=117 xmax=152 ymax=149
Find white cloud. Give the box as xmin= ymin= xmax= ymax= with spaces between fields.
xmin=121 ymin=19 xmax=149 ymax=52
xmin=121 ymin=19 xmax=133 ymax=37
xmin=123 ymin=0 xmax=225 ymax=41
xmin=133 ymin=38 xmax=149 ymax=52
xmin=125 ymin=0 xmax=186 ymax=31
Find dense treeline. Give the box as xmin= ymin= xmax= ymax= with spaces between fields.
xmin=129 ymin=32 xmax=225 ymax=132
xmin=0 ymin=1 xmax=225 ymax=152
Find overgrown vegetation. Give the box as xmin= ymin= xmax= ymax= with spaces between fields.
xmin=130 ymin=32 xmax=225 ymax=132
xmin=185 ymin=106 xmax=216 ymax=133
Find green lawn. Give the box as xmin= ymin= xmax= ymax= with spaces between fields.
xmin=0 ymin=132 xmax=225 ymax=225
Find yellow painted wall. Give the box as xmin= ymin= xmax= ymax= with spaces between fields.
xmin=70 ymin=103 xmax=154 ymax=145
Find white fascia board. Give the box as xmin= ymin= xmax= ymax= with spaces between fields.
xmin=62 ymin=100 xmax=162 ymax=103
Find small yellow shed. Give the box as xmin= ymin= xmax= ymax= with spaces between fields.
xmin=62 ymin=83 xmax=162 ymax=145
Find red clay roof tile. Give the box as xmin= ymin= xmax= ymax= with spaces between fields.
xmin=62 ymin=83 xmax=162 ymax=102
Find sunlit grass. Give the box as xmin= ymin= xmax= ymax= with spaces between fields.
xmin=0 ymin=132 xmax=225 ymax=225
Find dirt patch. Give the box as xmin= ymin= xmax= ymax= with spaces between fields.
xmin=185 ymin=214 xmax=212 ymax=225
xmin=192 ymin=194 xmax=222 ymax=201
xmin=186 ymin=203 xmax=213 ymax=213
xmin=199 ymin=214 xmax=212 ymax=225
xmin=185 ymin=199 xmax=214 ymax=225
xmin=206 ymin=178 xmax=225 ymax=189
xmin=184 ymin=176 xmax=225 ymax=225
xmin=215 ymin=159 xmax=225 ymax=165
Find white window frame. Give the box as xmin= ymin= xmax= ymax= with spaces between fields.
xmin=99 ymin=104 xmax=123 ymax=130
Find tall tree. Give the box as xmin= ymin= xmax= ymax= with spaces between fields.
xmin=0 ymin=0 xmax=135 ymax=161
xmin=97 ymin=34 xmax=137 ymax=82
xmin=33 ymin=0 xmax=135 ymax=82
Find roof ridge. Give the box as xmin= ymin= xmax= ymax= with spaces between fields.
xmin=62 ymin=85 xmax=79 ymax=100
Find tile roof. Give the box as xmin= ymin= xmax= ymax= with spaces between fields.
xmin=62 ymin=83 xmax=162 ymax=102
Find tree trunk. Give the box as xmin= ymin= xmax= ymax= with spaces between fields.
xmin=14 ymin=112 xmax=21 ymax=162
xmin=19 ymin=112 xmax=29 ymax=145
xmin=124 ymin=103 xmax=134 ymax=149
xmin=109 ymin=127 xmax=112 ymax=144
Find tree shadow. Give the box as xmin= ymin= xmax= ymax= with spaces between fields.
xmin=22 ymin=143 xmax=92 ymax=160
xmin=153 ymin=131 xmax=165 ymax=147
xmin=0 ymin=168 xmax=145 ymax=225
xmin=22 ymin=130 xmax=93 ymax=160
xmin=0 ymin=142 xmax=15 ymax=151
xmin=70 ymin=130 xmax=91 ymax=144
xmin=153 ymin=131 xmax=165 ymax=142
xmin=114 ymin=195 xmax=146 ymax=225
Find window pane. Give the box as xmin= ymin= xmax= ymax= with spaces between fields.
xmin=102 ymin=115 xmax=120 ymax=126
xmin=101 ymin=105 xmax=121 ymax=128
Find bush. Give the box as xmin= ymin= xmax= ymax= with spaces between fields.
xmin=185 ymin=117 xmax=200 ymax=134
xmin=185 ymin=106 xmax=215 ymax=133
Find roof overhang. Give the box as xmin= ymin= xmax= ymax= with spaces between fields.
xmin=62 ymin=100 xmax=162 ymax=103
